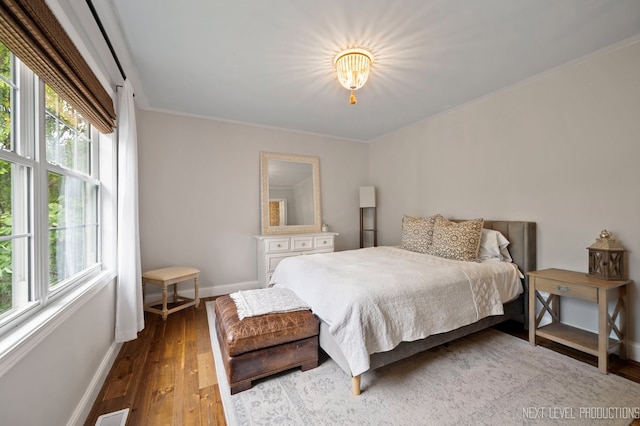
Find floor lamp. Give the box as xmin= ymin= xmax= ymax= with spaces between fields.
xmin=359 ymin=186 xmax=377 ymax=248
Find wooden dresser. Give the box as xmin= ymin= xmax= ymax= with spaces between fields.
xmin=254 ymin=232 xmax=338 ymax=287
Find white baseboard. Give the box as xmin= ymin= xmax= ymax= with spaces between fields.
xmin=199 ymin=280 xmax=260 ymax=297
xmin=143 ymin=280 xmax=259 ymax=305
xmin=67 ymin=340 xmax=123 ymax=426
xmin=627 ymin=340 xmax=640 ymax=362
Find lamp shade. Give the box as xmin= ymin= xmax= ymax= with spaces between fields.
xmin=359 ymin=186 xmax=376 ymax=208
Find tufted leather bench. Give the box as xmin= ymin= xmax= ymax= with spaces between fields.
xmin=214 ymin=294 xmax=319 ymax=394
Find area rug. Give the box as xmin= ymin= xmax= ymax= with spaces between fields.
xmin=206 ymin=301 xmax=640 ymax=426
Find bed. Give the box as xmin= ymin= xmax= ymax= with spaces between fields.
xmin=270 ymin=218 xmax=536 ymax=395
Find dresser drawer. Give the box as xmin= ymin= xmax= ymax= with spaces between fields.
xmin=314 ymin=235 xmax=334 ymax=249
xmin=291 ymin=236 xmax=314 ymax=251
xmin=266 ymin=253 xmax=298 ymax=272
xmin=266 ymin=238 xmax=290 ymax=253
xmin=534 ymin=277 xmax=597 ymax=303
xmin=255 ymin=232 xmax=339 ymax=287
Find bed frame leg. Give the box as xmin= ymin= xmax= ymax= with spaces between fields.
xmin=352 ymin=375 xmax=361 ymax=396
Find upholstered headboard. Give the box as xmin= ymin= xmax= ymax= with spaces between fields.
xmin=482 ymin=221 xmax=537 ymax=278
xmin=451 ymin=219 xmax=537 ymax=324
xmin=482 ymin=220 xmax=537 ymax=326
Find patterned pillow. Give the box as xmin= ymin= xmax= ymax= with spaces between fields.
xmin=426 ymin=216 xmax=484 ymax=261
xmin=401 ymin=215 xmax=439 ymax=253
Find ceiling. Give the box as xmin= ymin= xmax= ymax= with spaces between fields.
xmin=100 ymin=0 xmax=640 ymax=142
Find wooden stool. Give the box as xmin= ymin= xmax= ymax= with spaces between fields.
xmin=142 ymin=266 xmax=200 ymax=321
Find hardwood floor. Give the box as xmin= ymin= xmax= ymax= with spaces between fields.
xmin=86 ymin=301 xmax=640 ymax=425
xmin=85 ymin=298 xmax=225 ymax=426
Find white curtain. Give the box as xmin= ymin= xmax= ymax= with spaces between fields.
xmin=115 ymin=79 xmax=144 ymax=342
xmin=57 ymin=175 xmax=83 ymax=282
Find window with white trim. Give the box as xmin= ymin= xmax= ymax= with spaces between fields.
xmin=0 ymin=41 xmax=101 ymax=329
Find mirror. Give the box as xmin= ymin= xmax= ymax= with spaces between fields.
xmin=260 ymin=152 xmax=322 ymax=234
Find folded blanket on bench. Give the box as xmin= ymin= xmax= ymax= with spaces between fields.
xmin=230 ymin=287 xmax=311 ymax=320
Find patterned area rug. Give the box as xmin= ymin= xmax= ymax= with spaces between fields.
xmin=206 ymin=301 xmax=640 ymax=426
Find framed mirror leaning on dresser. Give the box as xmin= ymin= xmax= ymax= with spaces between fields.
xmin=260 ymin=152 xmax=322 ymax=234
xmin=256 ymin=152 xmax=338 ymax=287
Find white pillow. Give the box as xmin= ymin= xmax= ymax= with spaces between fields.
xmin=478 ymin=229 xmax=512 ymax=262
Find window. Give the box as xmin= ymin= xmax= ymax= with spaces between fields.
xmin=45 ymin=87 xmax=99 ymax=288
xmin=0 ymin=41 xmax=101 ymax=327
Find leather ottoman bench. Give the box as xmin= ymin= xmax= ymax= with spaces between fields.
xmin=214 ymin=295 xmax=319 ymax=394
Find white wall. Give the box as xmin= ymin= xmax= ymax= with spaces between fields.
xmin=370 ymin=40 xmax=640 ymax=352
xmin=0 ymin=280 xmax=117 ymax=426
xmin=0 ymin=128 xmax=119 ymax=426
xmin=137 ymin=111 xmax=370 ymax=295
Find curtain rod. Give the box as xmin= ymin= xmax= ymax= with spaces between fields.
xmin=86 ymin=0 xmax=126 ymax=81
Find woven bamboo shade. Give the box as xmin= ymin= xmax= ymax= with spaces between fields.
xmin=0 ymin=0 xmax=116 ymax=134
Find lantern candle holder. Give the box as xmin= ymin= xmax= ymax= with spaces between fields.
xmin=587 ymin=230 xmax=628 ymax=280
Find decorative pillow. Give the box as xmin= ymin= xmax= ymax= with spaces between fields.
xmin=401 ymin=214 xmax=439 ymax=253
xmin=426 ymin=216 xmax=484 ymax=261
xmin=478 ymin=228 xmax=513 ymax=262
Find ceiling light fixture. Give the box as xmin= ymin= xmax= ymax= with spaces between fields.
xmin=334 ymin=48 xmax=373 ymax=105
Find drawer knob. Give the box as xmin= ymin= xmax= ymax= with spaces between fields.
xmin=557 ymin=285 xmax=571 ymax=292
xmin=277 ymin=244 xmax=281 ymax=248
xmin=302 ymin=243 xmax=306 ymax=246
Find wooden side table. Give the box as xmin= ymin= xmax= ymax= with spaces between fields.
xmin=528 ymin=268 xmax=631 ymax=373
xmin=142 ymin=266 xmax=200 ymax=321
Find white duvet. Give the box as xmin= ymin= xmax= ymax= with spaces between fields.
xmin=270 ymin=246 xmax=522 ymax=377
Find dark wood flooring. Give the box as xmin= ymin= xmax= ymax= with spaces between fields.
xmin=85 ymin=299 xmax=640 ymax=425
xmin=85 ymin=298 xmax=225 ymax=425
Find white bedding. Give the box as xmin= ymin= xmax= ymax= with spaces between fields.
xmin=270 ymin=246 xmax=522 ymax=377
xmin=230 ymin=287 xmax=310 ymax=320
